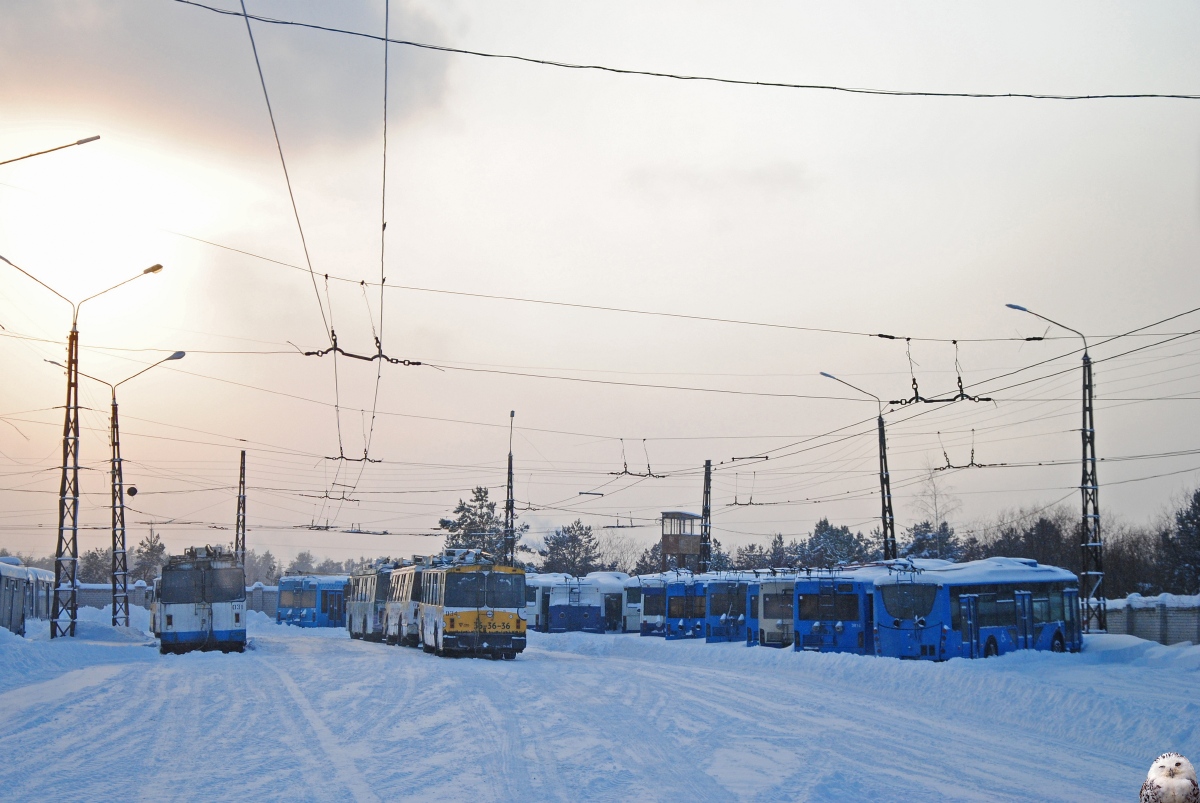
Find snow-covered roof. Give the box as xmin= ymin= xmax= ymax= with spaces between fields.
xmin=874 ymin=557 xmax=1076 ymax=587
xmin=584 ymin=571 xmax=630 ymax=593
xmin=0 ymin=562 xmax=53 ymax=581
xmin=279 ymin=574 xmax=349 ymax=585
xmin=526 ymin=573 xmax=574 ymax=588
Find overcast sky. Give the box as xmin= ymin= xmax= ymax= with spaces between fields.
xmin=2 ymin=0 xmax=1199 ymax=564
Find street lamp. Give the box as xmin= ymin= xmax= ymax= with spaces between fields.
xmin=1007 ymin=303 xmax=1104 ymax=632
xmin=47 ymin=352 xmax=185 ymax=627
xmin=1 ymin=254 xmax=163 ymax=637
xmin=820 ymin=372 xmax=897 ymax=560
xmin=0 ymin=135 xmax=100 ymax=167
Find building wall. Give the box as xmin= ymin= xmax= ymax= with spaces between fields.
xmin=1107 ymin=604 xmax=1200 ymax=646
xmin=76 ymin=582 xmax=278 ymax=618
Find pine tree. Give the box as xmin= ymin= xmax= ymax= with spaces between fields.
xmin=541 ymin=520 xmax=602 ymax=575
xmin=902 ymin=521 xmax=961 ymax=560
xmin=315 ymin=557 xmax=344 ymax=574
xmin=438 ymin=487 xmax=527 ymax=557
xmin=802 ymin=518 xmax=871 ymax=567
xmin=735 ymin=543 xmax=769 ymax=570
xmin=287 ymin=551 xmax=316 ymax=575
xmin=78 ymin=547 xmax=113 ymax=584
xmin=632 ymin=543 xmax=662 ymax=575
xmin=131 ymin=530 xmax=167 ymax=582
xmin=1161 ymin=488 xmax=1200 ymax=594
xmin=709 ymin=538 xmax=732 ymax=571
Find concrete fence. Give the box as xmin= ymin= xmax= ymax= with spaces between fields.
xmin=1107 ymin=593 xmax=1200 ymax=646
xmin=76 ymin=582 xmax=278 ymax=618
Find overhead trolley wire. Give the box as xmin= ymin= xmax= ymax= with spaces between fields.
xmin=173 ymin=0 xmax=1200 ymax=101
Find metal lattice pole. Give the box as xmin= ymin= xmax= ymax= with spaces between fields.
xmin=110 ymin=394 xmax=129 ymax=627
xmin=877 ymin=414 xmax=897 ymax=560
xmin=1080 ymin=353 xmax=1105 ymax=632
xmin=235 ymin=450 xmax=247 ymax=566
xmin=52 ymin=327 xmax=80 ymax=638
xmin=505 ymin=411 xmax=515 ymax=566
xmin=700 ymin=460 xmax=712 ymax=572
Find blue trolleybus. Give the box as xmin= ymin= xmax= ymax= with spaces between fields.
xmin=277 ymin=575 xmax=347 ymax=628
xmin=873 ymin=557 xmax=1081 ymax=660
xmin=151 ymin=545 xmax=246 ymax=654
xmin=665 ymin=574 xmax=708 ymax=640
xmin=705 ymin=574 xmax=750 ymax=643
xmin=746 ymin=574 xmax=796 ymax=648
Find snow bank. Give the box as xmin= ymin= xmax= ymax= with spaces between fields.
xmin=1110 ymin=592 xmax=1200 ymax=610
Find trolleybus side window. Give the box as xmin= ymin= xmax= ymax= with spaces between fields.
xmin=625 ymin=587 xmax=641 ymax=604
xmin=1048 ymin=586 xmax=1065 ymax=623
xmin=643 ymin=592 xmax=664 ymax=617
xmin=879 ymin=584 xmax=938 ymax=621
xmin=486 ymin=573 xmax=524 ymax=608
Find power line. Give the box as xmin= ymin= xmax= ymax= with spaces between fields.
xmin=173 ymin=0 xmax=1200 ymax=101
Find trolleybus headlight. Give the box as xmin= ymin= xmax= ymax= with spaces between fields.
xmin=835 ymin=622 xmax=844 ymax=633
xmin=917 ymin=617 xmax=926 ymax=627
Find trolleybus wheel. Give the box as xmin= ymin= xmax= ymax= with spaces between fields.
xmin=983 ymin=637 xmax=999 ymax=658
xmin=1051 ymin=632 xmax=1066 ymax=653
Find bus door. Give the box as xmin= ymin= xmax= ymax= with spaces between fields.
xmin=959 ymin=593 xmax=979 ymax=659
xmin=1063 ymin=587 xmax=1081 ymax=649
xmin=329 ymin=590 xmax=343 ymax=625
xmin=1014 ymin=590 xmax=1034 ymax=649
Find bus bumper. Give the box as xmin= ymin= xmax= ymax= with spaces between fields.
xmin=441 ymin=632 xmax=526 ymax=655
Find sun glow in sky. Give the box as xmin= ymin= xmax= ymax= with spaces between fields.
xmin=2 ymin=0 xmax=1200 ymax=564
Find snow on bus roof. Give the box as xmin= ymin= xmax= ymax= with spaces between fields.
xmin=874 ymin=557 xmax=1076 ymax=586
xmin=0 ymin=562 xmax=53 ymax=581
xmin=584 ymin=572 xmax=630 ymax=593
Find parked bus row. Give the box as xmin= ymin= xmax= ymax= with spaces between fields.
xmin=343 ymin=549 xmax=527 ymax=659
xmin=0 ymin=557 xmax=53 ymax=637
xmin=532 ymin=556 xmax=1082 ymax=661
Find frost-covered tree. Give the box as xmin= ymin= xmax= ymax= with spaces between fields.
xmin=902 ymin=521 xmax=961 ymax=561
xmin=709 ymin=538 xmax=733 ymax=572
xmin=131 ymin=530 xmax=167 ymax=582
xmin=244 ymin=548 xmax=280 ymax=585
xmin=541 ymin=520 xmax=602 ymax=576
xmin=438 ymin=487 xmax=527 ymax=558
xmin=287 ymin=551 xmax=316 ymax=575
xmin=314 ymin=558 xmax=344 ymax=574
xmin=78 ymin=547 xmax=112 ymax=584
xmin=735 ymin=542 xmax=769 ymax=570
xmin=801 ymin=518 xmax=871 ymax=567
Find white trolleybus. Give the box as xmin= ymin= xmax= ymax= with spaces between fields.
xmin=151 ymin=545 xmax=246 ymax=654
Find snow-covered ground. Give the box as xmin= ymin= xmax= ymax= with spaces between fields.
xmin=1 ymin=608 xmax=1197 ymax=802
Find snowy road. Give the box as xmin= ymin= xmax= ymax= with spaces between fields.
xmin=2 ymin=609 xmax=1198 ymax=802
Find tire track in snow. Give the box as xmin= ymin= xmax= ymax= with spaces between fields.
xmin=260 ymin=656 xmax=381 ymax=803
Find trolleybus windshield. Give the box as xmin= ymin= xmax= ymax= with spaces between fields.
xmin=160 ymin=570 xmax=202 ymax=604
xmin=278 ymin=588 xmax=294 ymax=607
xmin=643 ymin=592 xmax=665 ymax=617
xmin=762 ymin=593 xmax=792 ymax=620
xmin=486 ymin=573 xmax=524 ymax=608
xmin=207 ymin=568 xmax=246 ymax=602
xmin=879 ymin=584 xmax=939 ymax=621
xmin=444 ymin=573 xmax=486 ymax=607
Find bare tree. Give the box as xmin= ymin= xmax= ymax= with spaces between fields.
xmin=596 ymin=530 xmax=643 ymax=573
xmin=912 ymin=457 xmax=962 ymax=529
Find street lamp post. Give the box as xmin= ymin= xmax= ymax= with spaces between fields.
xmin=50 ymin=353 xmax=185 ymax=627
xmin=2 ymin=255 xmax=162 ymax=637
xmin=1007 ymin=304 xmax=1104 ymax=633
xmin=820 ymin=372 xmax=897 ymax=560
xmin=0 ymin=136 xmax=100 ymax=167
